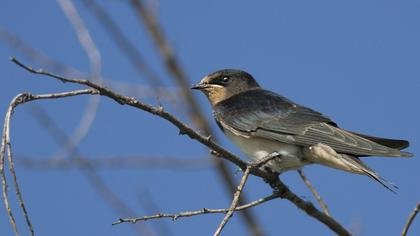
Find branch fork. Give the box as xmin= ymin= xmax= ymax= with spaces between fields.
xmin=3 ymin=57 xmax=353 ymax=236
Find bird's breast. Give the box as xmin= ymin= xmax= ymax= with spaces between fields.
xmin=223 ymin=127 xmax=307 ymax=173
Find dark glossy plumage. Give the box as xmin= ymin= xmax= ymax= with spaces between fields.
xmin=213 ymin=89 xmax=412 ymax=157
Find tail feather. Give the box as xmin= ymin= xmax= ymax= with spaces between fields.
xmin=347 ymin=131 xmax=413 ymax=157
xmin=307 ymin=143 xmax=400 ymax=192
xmin=362 ymin=169 xmax=397 ymax=193
xmin=341 ymin=154 xmax=397 ymax=193
xmin=348 ymin=131 xmax=410 ymax=150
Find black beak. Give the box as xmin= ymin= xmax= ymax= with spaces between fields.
xmin=191 ymin=83 xmax=209 ymax=90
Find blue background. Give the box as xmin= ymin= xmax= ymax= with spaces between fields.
xmin=1 ymin=1 xmax=419 ymax=235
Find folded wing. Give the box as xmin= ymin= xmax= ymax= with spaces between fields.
xmin=214 ymin=89 xmax=412 ymax=157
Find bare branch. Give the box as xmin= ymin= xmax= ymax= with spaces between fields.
xmin=214 ymin=152 xmax=284 ymax=235
xmin=11 ymin=58 xmax=352 ymax=236
xmin=214 ymin=167 xmax=251 ymax=236
xmin=130 ymin=0 xmax=264 ymax=233
xmin=10 ymin=57 xmax=247 ymax=168
xmin=1 ymin=26 xmax=183 ymax=105
xmin=114 ymin=153 xmax=285 ymax=234
xmin=113 ymin=193 xmax=281 ymax=225
xmin=298 ymin=169 xmax=331 ymax=216
xmin=137 ymin=188 xmax=175 ymax=236
xmin=27 ymin=103 xmax=155 ymax=236
xmin=0 ymin=28 xmax=180 ymax=104
xmin=402 ymin=200 xmax=420 ymax=236
xmin=1 ymin=110 xmax=19 ymax=236
xmin=127 ymin=1 xmax=265 ymax=233
xmin=1 ymin=89 xmax=97 ymax=236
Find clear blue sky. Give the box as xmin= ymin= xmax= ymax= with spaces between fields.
xmin=1 ymin=1 xmax=419 ymax=235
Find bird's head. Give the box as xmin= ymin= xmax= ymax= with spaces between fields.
xmin=192 ymin=69 xmax=260 ymax=105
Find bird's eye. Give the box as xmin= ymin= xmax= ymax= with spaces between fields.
xmin=222 ymin=76 xmax=230 ymax=83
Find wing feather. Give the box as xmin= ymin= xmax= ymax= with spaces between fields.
xmin=214 ymin=89 xmax=412 ymax=157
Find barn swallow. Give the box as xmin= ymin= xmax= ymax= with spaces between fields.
xmin=192 ymin=69 xmax=413 ymax=191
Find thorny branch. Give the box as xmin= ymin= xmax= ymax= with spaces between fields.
xmin=8 ymin=57 xmax=352 ymax=236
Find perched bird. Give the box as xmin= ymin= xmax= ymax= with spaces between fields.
xmin=192 ymin=69 xmax=413 ymax=192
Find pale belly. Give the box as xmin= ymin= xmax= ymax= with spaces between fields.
xmin=224 ymin=129 xmax=309 ymax=173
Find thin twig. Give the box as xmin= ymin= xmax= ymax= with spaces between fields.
xmin=113 ymin=193 xmax=281 ymax=225
xmin=1 ymin=89 xmax=97 ymax=236
xmin=10 ymin=57 xmax=247 ymax=168
xmin=1 ymin=106 xmax=20 ymax=236
xmin=27 ymin=103 xmax=155 ymax=236
xmin=0 ymin=28 xmax=180 ymax=103
xmin=213 ymin=152 xmax=281 ymax=235
xmin=115 ymin=152 xmax=281 ymax=235
xmin=297 ymin=169 xmax=331 ymax=216
xmin=402 ymin=200 xmax=420 ymax=236
xmin=11 ymin=58 xmax=352 ymax=236
xmin=214 ymin=167 xmax=251 ymax=236
xmin=137 ymin=188 xmax=175 ymax=236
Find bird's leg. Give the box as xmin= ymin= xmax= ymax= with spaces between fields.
xmin=261 ymin=162 xmax=283 ymax=191
xmin=262 ymin=172 xmax=288 ymax=196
